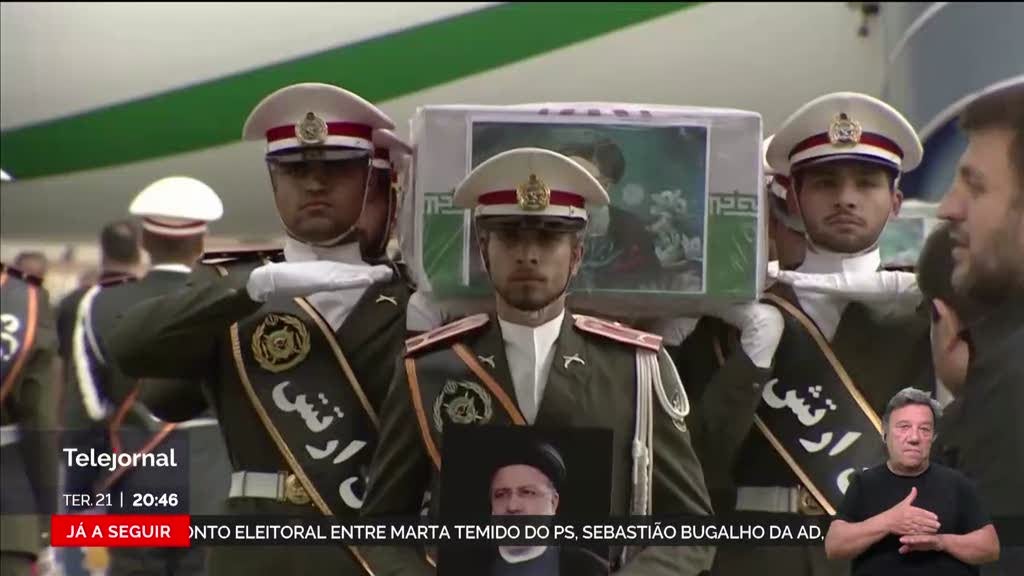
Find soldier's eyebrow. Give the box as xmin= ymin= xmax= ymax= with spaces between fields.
xmin=959 ymin=164 xmax=986 ymax=187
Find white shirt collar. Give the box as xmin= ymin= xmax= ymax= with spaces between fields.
xmin=283 ymin=237 xmax=363 ymax=265
xmin=498 ymin=311 xmax=565 ymax=344
xmin=498 ymin=311 xmax=565 ymax=424
xmin=797 ymin=246 xmax=881 ymax=275
xmin=149 ymin=263 xmax=192 ymax=274
xmin=792 ymin=246 xmax=881 ymax=341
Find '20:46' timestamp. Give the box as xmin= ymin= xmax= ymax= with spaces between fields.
xmin=63 ymin=493 xmax=180 ymax=509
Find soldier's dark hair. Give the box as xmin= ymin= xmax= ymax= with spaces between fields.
xmin=916 ymin=223 xmax=982 ymax=324
xmin=100 ymin=219 xmax=141 ymax=264
xmin=142 ymin=229 xmax=203 ymax=265
xmin=959 ymin=82 xmax=1024 ymax=204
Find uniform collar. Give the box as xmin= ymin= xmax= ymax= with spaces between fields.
xmin=497 ymin=310 xmax=566 ymax=341
xmin=284 ymin=237 xmax=362 ymax=265
xmin=797 ymin=245 xmax=881 ymax=275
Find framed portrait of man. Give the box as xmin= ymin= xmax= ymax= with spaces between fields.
xmin=438 ymin=425 xmax=613 ymax=576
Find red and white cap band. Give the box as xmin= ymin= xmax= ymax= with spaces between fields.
xmin=265 ymin=122 xmax=373 ymax=154
xmin=142 ymin=217 xmax=207 ymax=237
xmin=474 ymin=189 xmax=588 ymax=220
xmin=789 ymin=132 xmax=904 ymax=170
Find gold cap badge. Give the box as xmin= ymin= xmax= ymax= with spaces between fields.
xmin=516 ymin=174 xmax=551 ymax=211
xmin=295 ymin=112 xmax=328 ymax=146
xmin=828 ymin=113 xmax=862 ymax=147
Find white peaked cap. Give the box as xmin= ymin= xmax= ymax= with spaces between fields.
xmin=242 ymin=82 xmax=394 ymax=159
xmin=454 ymin=147 xmax=608 ymax=223
xmin=130 ymin=176 xmax=224 ymax=236
xmin=371 ymin=129 xmax=412 ymax=170
xmin=768 ymin=91 xmax=922 ymax=175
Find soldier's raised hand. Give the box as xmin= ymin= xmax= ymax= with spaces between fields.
xmin=706 ymin=302 xmax=784 ymax=369
xmin=246 ymin=260 xmax=393 ymax=302
xmin=771 ymin=268 xmax=921 ymax=304
xmin=885 ymin=487 xmax=941 ymax=536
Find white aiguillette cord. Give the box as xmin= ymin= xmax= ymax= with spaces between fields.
xmin=623 ymin=348 xmax=658 ymax=566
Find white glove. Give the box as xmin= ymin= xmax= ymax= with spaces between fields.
xmin=706 ymin=302 xmax=784 ymax=369
xmin=650 ymin=303 xmax=783 ymax=369
xmin=246 ymin=261 xmax=393 ymax=302
xmin=770 ymin=268 xmax=922 ymax=318
xmin=649 ymin=317 xmax=701 ymax=347
xmin=770 ymin=268 xmax=921 ymax=303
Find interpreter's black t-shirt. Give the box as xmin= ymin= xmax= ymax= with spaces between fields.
xmin=837 ymin=462 xmax=991 ymax=576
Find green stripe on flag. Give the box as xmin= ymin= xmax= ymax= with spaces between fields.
xmin=1 ymin=2 xmax=697 ymax=180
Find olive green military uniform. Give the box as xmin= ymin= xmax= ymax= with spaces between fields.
xmin=359 ymin=312 xmax=715 ymax=575
xmin=666 ymin=317 xmax=772 ymax=514
xmin=1 ymin=265 xmax=59 ymax=576
xmin=673 ymin=283 xmax=931 ymax=576
xmin=107 ymin=253 xmax=411 ymax=575
xmin=72 ymin=268 xmax=234 ymax=576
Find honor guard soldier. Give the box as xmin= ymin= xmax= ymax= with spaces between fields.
xmin=1 ymin=263 xmax=59 ymax=576
xmin=360 ymin=128 xmax=412 ymax=263
xmin=359 ymin=148 xmax=715 ymax=575
xmin=70 ymin=176 xmax=229 ymax=575
xmin=108 ymin=83 xmax=413 ymax=575
xmin=703 ymin=92 xmax=933 ymax=576
xmin=764 ymin=134 xmax=807 ymax=271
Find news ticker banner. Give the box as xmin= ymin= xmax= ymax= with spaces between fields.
xmin=48 ymin=515 xmax=1024 ymax=549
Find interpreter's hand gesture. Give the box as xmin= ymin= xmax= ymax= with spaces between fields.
xmin=886 ymin=487 xmax=941 ymax=536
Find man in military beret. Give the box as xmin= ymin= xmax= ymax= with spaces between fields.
xmin=108 ymin=83 xmax=413 ymax=575
xmin=359 ymin=148 xmax=714 ymax=575
xmin=69 ymin=175 xmax=230 ymax=576
xmin=1 ymin=263 xmax=59 ymax=576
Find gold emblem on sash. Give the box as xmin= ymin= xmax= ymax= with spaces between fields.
xmin=516 ymin=174 xmax=550 ymax=211
xmin=252 ymin=313 xmax=311 ymax=373
xmin=432 ymin=379 xmax=493 ymax=432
